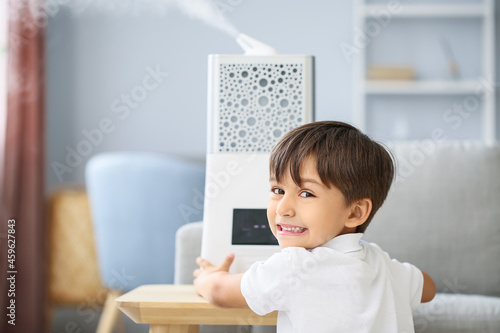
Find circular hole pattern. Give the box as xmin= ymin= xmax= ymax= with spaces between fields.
xmin=217 ymin=63 xmax=305 ymax=152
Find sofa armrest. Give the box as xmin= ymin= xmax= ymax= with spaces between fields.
xmin=413 ymin=293 xmax=500 ymax=332
xmin=174 ymin=222 xmax=203 ymax=284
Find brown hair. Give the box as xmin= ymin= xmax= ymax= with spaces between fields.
xmin=269 ymin=121 xmax=394 ymax=232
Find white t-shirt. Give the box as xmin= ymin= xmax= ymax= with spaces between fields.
xmin=241 ymin=233 xmax=423 ymax=333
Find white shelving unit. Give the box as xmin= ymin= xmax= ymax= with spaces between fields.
xmin=365 ymin=80 xmax=480 ymax=95
xmin=353 ymin=0 xmax=496 ymax=143
xmin=362 ymin=4 xmax=486 ymax=17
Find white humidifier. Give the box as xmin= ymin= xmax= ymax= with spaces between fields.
xmin=201 ymin=34 xmax=315 ymax=273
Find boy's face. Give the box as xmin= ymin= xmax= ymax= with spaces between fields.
xmin=267 ymin=156 xmax=354 ymax=249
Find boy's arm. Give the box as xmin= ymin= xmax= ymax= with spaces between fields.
xmin=193 ymin=253 xmax=247 ymax=308
xmin=421 ymin=271 xmax=436 ymax=303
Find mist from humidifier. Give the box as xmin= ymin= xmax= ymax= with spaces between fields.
xmin=174 ymin=1 xmax=279 ymax=55
xmin=236 ymin=33 xmax=279 ymax=55
xmin=173 ymin=0 xmax=240 ymax=38
xmin=59 ymin=0 xmax=241 ymax=39
xmin=57 ymin=0 xmax=278 ymax=55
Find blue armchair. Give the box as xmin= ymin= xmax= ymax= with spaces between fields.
xmin=85 ymin=152 xmax=205 ymax=333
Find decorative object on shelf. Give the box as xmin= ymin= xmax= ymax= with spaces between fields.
xmin=440 ymin=37 xmax=461 ymax=80
xmin=367 ymin=65 xmax=415 ymax=81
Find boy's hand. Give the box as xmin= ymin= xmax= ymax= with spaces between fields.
xmin=193 ymin=253 xmax=235 ymax=281
xmin=193 ymin=253 xmax=247 ymax=308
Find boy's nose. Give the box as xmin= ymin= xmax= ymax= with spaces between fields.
xmin=276 ymin=196 xmax=295 ymax=217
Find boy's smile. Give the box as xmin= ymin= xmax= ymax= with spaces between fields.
xmin=276 ymin=223 xmax=308 ymax=235
xmin=268 ymin=156 xmax=356 ymax=249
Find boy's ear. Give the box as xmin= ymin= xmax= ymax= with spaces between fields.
xmin=345 ymin=198 xmax=372 ymax=228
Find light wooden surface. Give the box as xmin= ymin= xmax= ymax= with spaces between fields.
xmin=116 ymin=285 xmax=277 ymax=331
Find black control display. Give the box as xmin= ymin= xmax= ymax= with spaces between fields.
xmin=231 ymin=209 xmax=278 ymax=245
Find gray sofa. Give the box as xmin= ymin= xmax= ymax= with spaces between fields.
xmin=174 ymin=141 xmax=500 ymax=333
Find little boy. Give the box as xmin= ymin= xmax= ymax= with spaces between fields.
xmin=194 ymin=121 xmax=436 ymax=332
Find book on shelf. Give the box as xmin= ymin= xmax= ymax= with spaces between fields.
xmin=367 ymin=65 xmax=415 ymax=81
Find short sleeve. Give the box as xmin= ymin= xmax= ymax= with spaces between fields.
xmin=241 ymin=251 xmax=293 ymax=315
xmin=388 ymin=258 xmax=424 ymax=311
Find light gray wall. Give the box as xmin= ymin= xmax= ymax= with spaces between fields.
xmin=46 ymin=0 xmax=353 ymax=190
xmin=46 ymin=0 xmax=500 ymax=191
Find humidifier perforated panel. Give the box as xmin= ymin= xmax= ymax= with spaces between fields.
xmin=207 ymin=55 xmax=314 ymax=153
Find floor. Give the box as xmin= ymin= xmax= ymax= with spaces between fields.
xmin=50 ymin=306 xmax=148 ymax=333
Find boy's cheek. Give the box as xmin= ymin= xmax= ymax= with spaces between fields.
xmin=266 ymin=208 xmax=277 ymax=234
xmin=266 ymin=203 xmax=275 ymax=221
xmin=268 ymin=221 xmax=277 ymax=235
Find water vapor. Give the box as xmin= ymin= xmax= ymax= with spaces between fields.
xmin=173 ymin=0 xmax=239 ymax=38
xmin=62 ymin=0 xmax=240 ymax=38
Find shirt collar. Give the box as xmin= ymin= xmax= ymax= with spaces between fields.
xmin=320 ymin=233 xmax=364 ymax=253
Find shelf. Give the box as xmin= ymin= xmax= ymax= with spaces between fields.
xmin=353 ymin=0 xmax=495 ymax=143
xmin=365 ymin=80 xmax=483 ymax=95
xmin=363 ymin=4 xmax=485 ymax=18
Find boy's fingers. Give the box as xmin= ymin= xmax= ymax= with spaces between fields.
xmin=196 ymin=254 xmax=234 ymax=272
xmin=193 ymin=268 xmax=201 ymax=278
xmin=196 ymin=256 xmax=214 ymax=269
xmin=196 ymin=256 xmax=206 ymax=266
xmin=218 ymin=253 xmax=235 ymax=271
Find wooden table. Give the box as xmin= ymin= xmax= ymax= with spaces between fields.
xmin=116 ymin=284 xmax=277 ymax=333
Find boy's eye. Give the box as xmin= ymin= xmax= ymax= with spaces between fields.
xmin=300 ymin=191 xmax=314 ymax=198
xmin=271 ymin=187 xmax=284 ymax=195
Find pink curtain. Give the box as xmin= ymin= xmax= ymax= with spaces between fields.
xmin=0 ymin=1 xmax=47 ymax=332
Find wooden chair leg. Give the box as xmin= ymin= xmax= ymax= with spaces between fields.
xmin=96 ymin=290 xmax=122 ymax=333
